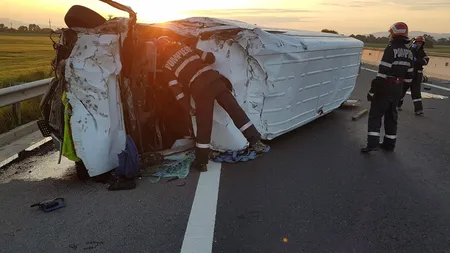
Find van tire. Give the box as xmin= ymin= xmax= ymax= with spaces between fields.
xmin=75 ymin=161 xmax=90 ymax=180
xmin=64 ymin=5 xmax=106 ymax=29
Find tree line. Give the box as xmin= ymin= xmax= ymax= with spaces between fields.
xmin=321 ymin=29 xmax=450 ymax=48
xmin=2 ymin=23 xmax=449 ymax=48
xmin=0 ymin=23 xmax=54 ymax=33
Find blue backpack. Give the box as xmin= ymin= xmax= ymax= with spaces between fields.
xmin=116 ymin=135 xmax=140 ymax=179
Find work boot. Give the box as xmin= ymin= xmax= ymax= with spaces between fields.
xmin=250 ymin=140 xmax=270 ymax=155
xmin=380 ymin=143 xmax=395 ymax=152
xmin=415 ymin=110 xmax=424 ymax=116
xmin=191 ymin=160 xmax=207 ymax=172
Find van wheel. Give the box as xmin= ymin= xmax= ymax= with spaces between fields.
xmin=64 ymin=5 xmax=106 ymax=29
xmin=75 ymin=161 xmax=90 ymax=181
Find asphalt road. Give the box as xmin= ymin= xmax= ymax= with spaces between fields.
xmin=1 ymin=68 xmax=450 ymax=253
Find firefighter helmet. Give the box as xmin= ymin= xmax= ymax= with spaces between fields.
xmin=388 ymin=22 xmax=409 ymax=38
xmin=156 ymin=36 xmax=178 ymax=49
xmin=415 ymin=36 xmax=425 ymax=43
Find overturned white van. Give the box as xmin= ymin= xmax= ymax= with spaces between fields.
xmin=39 ymin=1 xmax=363 ymax=178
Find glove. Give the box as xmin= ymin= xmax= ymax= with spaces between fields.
xmin=367 ymin=93 xmax=374 ymax=102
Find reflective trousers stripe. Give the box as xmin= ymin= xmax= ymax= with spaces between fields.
xmin=413 ymin=98 xmax=422 ymax=102
xmin=368 ymin=132 xmax=380 ymax=136
xmin=239 ymin=121 xmax=253 ymax=133
xmin=385 ymin=135 xmax=397 ymax=139
xmin=196 ymin=143 xmax=210 ymax=149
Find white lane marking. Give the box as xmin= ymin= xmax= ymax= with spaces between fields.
xmin=406 ymin=91 xmax=448 ymax=100
xmin=421 ymin=83 xmax=450 ymax=92
xmin=361 ymin=67 xmax=450 ymax=92
xmin=181 ymin=162 xmax=222 ymax=253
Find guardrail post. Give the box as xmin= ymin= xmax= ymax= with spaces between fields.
xmin=12 ymin=103 xmax=21 ymax=125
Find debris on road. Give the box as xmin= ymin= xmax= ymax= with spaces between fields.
xmin=340 ymin=99 xmax=361 ymax=108
xmin=30 ymin=197 xmax=65 ymax=213
xmin=352 ymin=109 xmax=369 ymax=121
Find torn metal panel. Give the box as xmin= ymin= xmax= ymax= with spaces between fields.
xmin=65 ymin=33 xmax=126 ymax=177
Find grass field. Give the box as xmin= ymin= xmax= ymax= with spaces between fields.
xmin=0 ymin=33 xmax=55 ymax=134
xmin=0 ymin=33 xmax=54 ymax=88
xmin=364 ymin=43 xmax=450 ymax=56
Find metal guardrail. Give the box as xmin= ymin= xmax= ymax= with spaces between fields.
xmin=0 ymin=78 xmax=52 ymax=124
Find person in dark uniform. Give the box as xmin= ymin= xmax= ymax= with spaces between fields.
xmin=156 ymin=36 xmax=269 ymax=171
xmin=397 ymin=36 xmax=429 ymax=115
xmin=361 ymin=22 xmax=415 ymax=153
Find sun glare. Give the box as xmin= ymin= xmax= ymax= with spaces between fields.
xmin=117 ymin=0 xmax=255 ymax=23
xmin=132 ymin=3 xmax=185 ymax=23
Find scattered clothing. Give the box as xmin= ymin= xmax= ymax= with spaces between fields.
xmin=210 ymin=144 xmax=271 ymax=163
xmin=116 ymin=135 xmax=141 ymax=179
xmin=148 ymin=150 xmax=195 ymax=183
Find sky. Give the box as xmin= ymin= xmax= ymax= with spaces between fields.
xmin=0 ymin=0 xmax=449 ymax=35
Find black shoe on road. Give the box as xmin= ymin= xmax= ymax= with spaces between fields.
xmin=380 ymin=143 xmax=395 ymax=152
xmin=415 ymin=110 xmax=424 ymax=116
xmin=361 ymin=147 xmax=379 ymax=153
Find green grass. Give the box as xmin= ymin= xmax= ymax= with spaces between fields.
xmin=0 ymin=98 xmax=42 ymax=134
xmin=0 ymin=33 xmax=55 ymax=134
xmin=364 ymin=43 xmax=450 ymax=57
